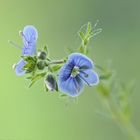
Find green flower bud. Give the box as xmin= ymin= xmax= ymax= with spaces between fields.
xmin=37 ymin=51 xmax=47 ymax=60
xmin=44 ymin=74 xmax=57 ymax=91
xmin=37 ymin=61 xmax=46 ymax=70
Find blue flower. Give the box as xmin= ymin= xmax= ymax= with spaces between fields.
xmin=58 ymin=53 xmax=99 ymax=97
xmin=15 ymin=25 xmax=38 ymax=76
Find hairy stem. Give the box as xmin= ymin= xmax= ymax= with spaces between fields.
xmin=103 ymin=95 xmax=140 ymax=140
xmin=48 ymin=60 xmax=65 ymax=65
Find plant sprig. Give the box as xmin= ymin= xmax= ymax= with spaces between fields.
xmin=12 ymin=22 xmax=139 ymax=140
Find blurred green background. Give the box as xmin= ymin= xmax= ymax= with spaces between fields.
xmin=0 ymin=0 xmax=140 ymax=139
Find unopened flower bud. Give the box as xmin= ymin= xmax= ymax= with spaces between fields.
xmin=37 ymin=51 xmax=47 ymax=60
xmin=44 ymin=74 xmax=57 ymax=91
xmin=37 ymin=61 xmax=46 ymax=70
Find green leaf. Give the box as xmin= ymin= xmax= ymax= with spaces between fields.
xmin=51 ymin=64 xmax=62 ymax=72
xmin=63 ymin=57 xmax=68 ymax=62
xmin=26 ymin=76 xmax=32 ymax=79
xmin=31 ymin=72 xmax=47 ymax=81
xmin=87 ymin=22 xmax=92 ymax=34
xmin=96 ymin=82 xmax=110 ymax=97
xmin=37 ymin=48 xmax=41 ymax=52
xmin=44 ymin=83 xmax=49 ymax=92
xmin=44 ymin=45 xmax=48 ymax=53
xmin=21 ymin=56 xmax=35 ymax=62
xmin=99 ymin=72 xmax=112 ymax=80
xmin=55 ymin=82 xmax=58 ymax=92
xmin=29 ymin=80 xmax=37 ymax=88
xmin=22 ymin=61 xmax=36 ymax=74
xmin=67 ymin=48 xmax=75 ymax=54
xmin=31 ymin=64 xmax=37 ymax=76
xmin=23 ymin=63 xmax=32 ymax=70
xmin=95 ymin=64 xmax=106 ymax=72
xmin=79 ymin=31 xmax=85 ymax=40
xmin=59 ymin=93 xmax=67 ymax=97
xmin=29 ymin=72 xmax=47 ymax=88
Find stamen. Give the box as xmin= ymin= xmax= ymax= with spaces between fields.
xmin=19 ymin=31 xmax=28 ymax=48
xmin=71 ymin=66 xmax=79 ymax=77
xmin=8 ymin=40 xmax=22 ymax=50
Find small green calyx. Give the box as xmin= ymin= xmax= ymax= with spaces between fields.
xmin=22 ymin=56 xmax=37 ymax=73
xmin=71 ymin=66 xmax=79 ymax=77
xmin=37 ymin=61 xmax=46 ymax=70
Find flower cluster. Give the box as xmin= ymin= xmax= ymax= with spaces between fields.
xmin=11 ymin=23 xmax=140 ymax=139
xmin=15 ymin=26 xmax=38 ymax=75
xmin=12 ymin=23 xmax=99 ymax=97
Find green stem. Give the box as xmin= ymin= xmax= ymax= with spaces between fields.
xmin=48 ymin=60 xmax=65 ymax=65
xmin=105 ymin=95 xmax=140 ymax=140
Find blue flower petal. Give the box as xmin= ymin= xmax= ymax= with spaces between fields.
xmin=22 ymin=25 xmax=38 ymax=56
xmin=15 ymin=26 xmax=38 ymax=76
xmin=69 ymin=53 xmax=93 ymax=70
xmin=15 ymin=59 xmax=26 ymax=76
xmin=79 ymin=69 xmax=99 ymax=86
xmin=22 ymin=45 xmax=36 ymax=56
xmin=58 ymin=62 xmax=74 ymax=81
xmin=58 ymin=76 xmax=84 ymax=97
xmin=23 ymin=25 xmax=38 ymax=43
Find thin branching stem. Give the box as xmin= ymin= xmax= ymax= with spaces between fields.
xmin=102 ymin=94 xmax=140 ymax=140
xmin=48 ymin=60 xmax=65 ymax=65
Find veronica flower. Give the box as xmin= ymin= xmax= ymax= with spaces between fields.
xmin=15 ymin=25 xmax=38 ymax=76
xmin=58 ymin=53 xmax=99 ymax=97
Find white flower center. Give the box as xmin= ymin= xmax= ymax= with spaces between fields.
xmin=71 ymin=66 xmax=79 ymax=77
